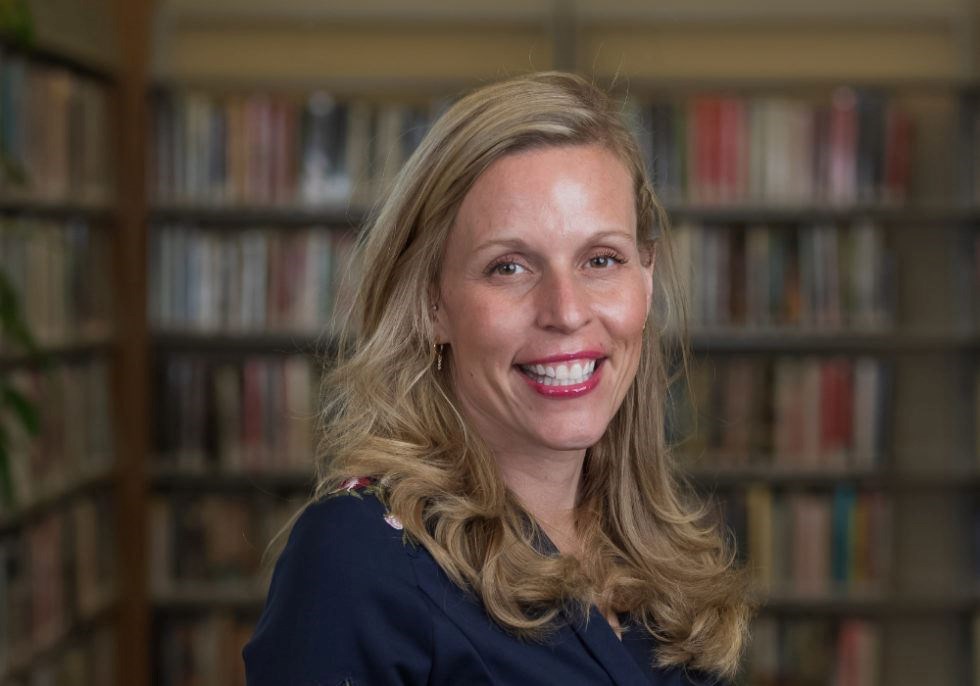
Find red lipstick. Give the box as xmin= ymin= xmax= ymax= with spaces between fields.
xmin=516 ymin=358 xmax=604 ymax=399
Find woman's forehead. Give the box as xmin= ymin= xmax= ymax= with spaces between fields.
xmin=452 ymin=145 xmax=636 ymax=241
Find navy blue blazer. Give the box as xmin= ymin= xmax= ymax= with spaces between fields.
xmin=243 ymin=488 xmax=724 ymax=685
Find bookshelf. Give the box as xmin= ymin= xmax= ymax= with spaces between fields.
xmin=141 ymin=3 xmax=979 ymax=685
xmin=0 ymin=10 xmax=121 ymax=685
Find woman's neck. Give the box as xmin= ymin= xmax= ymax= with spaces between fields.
xmin=493 ymin=447 xmax=586 ymax=554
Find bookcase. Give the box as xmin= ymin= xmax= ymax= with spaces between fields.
xmin=0 ymin=14 xmax=121 ymax=686
xmin=141 ymin=3 xmax=979 ymax=685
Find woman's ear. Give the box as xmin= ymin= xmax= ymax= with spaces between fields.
xmin=642 ymin=242 xmax=656 ymax=315
xmin=429 ymin=287 xmax=449 ymax=344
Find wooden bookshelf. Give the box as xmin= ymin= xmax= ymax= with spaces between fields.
xmin=0 ymin=7 xmax=124 ymax=682
xmin=136 ymin=3 xmax=980 ymax=685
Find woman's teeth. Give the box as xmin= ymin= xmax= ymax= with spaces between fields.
xmin=519 ymin=359 xmax=598 ymax=386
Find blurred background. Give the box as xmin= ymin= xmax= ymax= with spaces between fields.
xmin=0 ymin=0 xmax=977 ymax=684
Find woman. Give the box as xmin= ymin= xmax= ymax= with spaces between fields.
xmin=244 ymin=71 xmax=753 ymax=685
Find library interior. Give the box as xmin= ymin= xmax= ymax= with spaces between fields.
xmin=0 ymin=0 xmax=978 ymax=684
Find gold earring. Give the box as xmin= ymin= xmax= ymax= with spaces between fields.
xmin=435 ymin=343 xmax=443 ymax=371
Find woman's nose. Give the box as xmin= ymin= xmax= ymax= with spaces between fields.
xmin=534 ymin=269 xmax=591 ymax=333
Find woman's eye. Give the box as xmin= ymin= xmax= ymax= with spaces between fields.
xmin=589 ymin=253 xmax=623 ymax=268
xmin=491 ymin=261 xmax=525 ymax=276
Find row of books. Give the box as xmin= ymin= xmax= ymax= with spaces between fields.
xmin=966 ymin=96 xmax=980 ymax=205
xmin=670 ymin=356 xmax=890 ymax=470
xmin=974 ymin=612 xmax=980 ymax=686
xmin=1 ymin=357 xmax=114 ymax=511
xmin=2 ymin=625 xmax=115 ymax=686
xmin=0 ymin=50 xmax=113 ymax=205
xmin=748 ymin=617 xmax=878 ymax=686
xmin=153 ymin=355 xmax=318 ymax=474
xmin=150 ymin=91 xmax=441 ymax=207
xmin=157 ymin=613 xmax=252 ymax=686
xmin=149 ymin=225 xmax=358 ymax=335
xmin=150 ymin=493 xmax=299 ymax=592
xmin=672 ymin=221 xmax=895 ymax=331
xmin=0 ymin=218 xmax=114 ymax=352
xmin=974 ymin=233 xmax=980 ymax=327
xmin=152 ymin=613 xmax=880 ymax=686
xmin=721 ymin=485 xmax=890 ymax=593
xmin=0 ymin=493 xmax=115 ymax=677
xmin=631 ymin=90 xmax=913 ymax=207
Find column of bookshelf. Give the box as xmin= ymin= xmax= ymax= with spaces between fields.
xmin=630 ymin=82 xmax=980 ymax=686
xmin=143 ymin=85 xmax=451 ymax=684
xmin=962 ymin=84 xmax=980 ymax=686
xmin=0 ymin=38 xmax=119 ymax=686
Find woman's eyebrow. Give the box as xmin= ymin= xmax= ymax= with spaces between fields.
xmin=472 ymin=229 xmax=633 ymax=255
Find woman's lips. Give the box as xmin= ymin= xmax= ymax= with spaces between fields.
xmin=515 ymin=359 xmax=604 ymax=399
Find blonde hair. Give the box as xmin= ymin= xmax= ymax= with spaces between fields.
xmin=313 ymin=71 xmax=754 ymax=679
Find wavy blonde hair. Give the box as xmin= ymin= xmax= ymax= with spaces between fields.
xmin=313 ymin=71 xmax=754 ymax=679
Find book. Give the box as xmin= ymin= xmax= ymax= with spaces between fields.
xmin=724 ymin=484 xmax=891 ymax=596
xmin=635 ymin=90 xmax=912 ymax=207
xmin=672 ymin=221 xmax=894 ymax=332
xmin=154 ymin=354 xmax=318 ymax=475
xmin=149 ymin=225 xmax=341 ymax=335
xmin=150 ymin=493 xmax=298 ymax=592
xmin=0 ymin=217 xmax=114 ymax=352
xmin=158 ymin=613 xmax=255 ymax=686
xmin=151 ymin=91 xmax=438 ymax=208
xmin=672 ymin=356 xmax=890 ymax=471
xmin=0 ymin=52 xmax=112 ymax=205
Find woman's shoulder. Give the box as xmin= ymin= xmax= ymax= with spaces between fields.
xmin=245 ymin=481 xmax=433 ymax=684
xmin=284 ymin=479 xmax=414 ymax=572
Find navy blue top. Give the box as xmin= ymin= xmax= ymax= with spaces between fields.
xmin=243 ymin=489 xmax=724 ymax=685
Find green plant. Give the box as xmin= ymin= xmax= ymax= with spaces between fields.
xmin=0 ymin=269 xmax=46 ymax=507
xmin=0 ymin=0 xmax=41 ymax=508
xmin=0 ymin=0 xmax=34 ymax=47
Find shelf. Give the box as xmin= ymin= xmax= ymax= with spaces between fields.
xmin=665 ymin=204 xmax=980 ymax=225
xmin=149 ymin=203 xmax=368 ymax=227
xmin=150 ymin=467 xmax=313 ymax=492
xmin=148 ymin=202 xmax=980 ymax=228
xmin=610 ymin=76 xmax=980 ymax=96
xmin=687 ymin=329 xmax=979 ymax=353
xmin=687 ymin=466 xmax=885 ymax=488
xmin=758 ymin=589 xmax=977 ymax=616
xmin=0 ymin=464 xmax=116 ymax=535
xmin=0 ymin=197 xmax=116 ymax=221
xmin=151 ymin=329 xmax=980 ymax=357
xmin=151 ymin=331 xmax=328 ymax=356
xmin=0 ymin=36 xmax=116 ymax=83
xmin=686 ymin=466 xmax=980 ymax=489
xmin=153 ymin=584 xmax=268 ymax=612
xmin=0 ymin=596 xmax=117 ymax=682
xmin=151 ymin=583 xmax=980 ymax=617
xmin=0 ymin=336 xmax=117 ymax=370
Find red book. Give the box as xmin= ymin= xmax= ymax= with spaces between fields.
xmin=242 ymin=360 xmax=264 ymax=471
xmin=883 ymin=104 xmax=912 ymax=204
xmin=829 ymin=88 xmax=858 ymax=205
xmin=706 ymin=97 xmax=722 ymax=204
xmin=282 ymin=98 xmax=299 ymax=204
xmin=718 ymin=98 xmax=740 ymax=203
xmin=819 ymin=360 xmax=838 ymax=464
xmin=838 ymin=359 xmax=854 ymax=459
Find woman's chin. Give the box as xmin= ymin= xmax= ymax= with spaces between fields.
xmin=528 ymin=426 xmax=607 ymax=453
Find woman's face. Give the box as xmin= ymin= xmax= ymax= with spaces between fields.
xmin=433 ymin=143 xmax=654 ymax=457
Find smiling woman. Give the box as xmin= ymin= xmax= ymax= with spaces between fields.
xmin=243 ymin=72 xmax=754 ymax=686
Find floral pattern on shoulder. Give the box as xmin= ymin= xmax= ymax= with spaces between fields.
xmin=337 ymin=476 xmax=375 ymax=493
xmin=331 ymin=476 xmax=403 ymax=531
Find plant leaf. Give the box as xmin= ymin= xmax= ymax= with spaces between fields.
xmin=2 ymin=384 xmax=39 ymax=435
